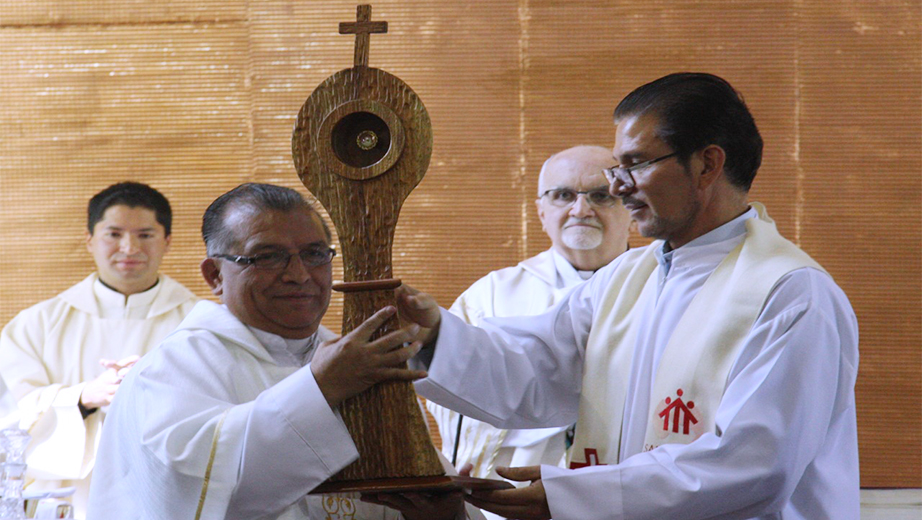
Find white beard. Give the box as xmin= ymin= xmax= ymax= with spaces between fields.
xmin=562 ymin=226 xmax=603 ymax=250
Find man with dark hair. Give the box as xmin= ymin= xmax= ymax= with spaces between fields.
xmin=0 ymin=181 xmax=197 ymax=518
xmin=88 ymin=181 xmax=173 ymax=237
xmin=402 ymin=73 xmax=859 ymax=519
xmin=89 ymin=183 xmax=483 ymax=520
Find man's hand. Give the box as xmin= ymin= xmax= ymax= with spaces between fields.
xmin=79 ymin=355 xmax=139 ymax=410
xmin=310 ymin=306 xmax=427 ymax=408
xmin=362 ymin=490 xmax=466 ymax=520
xmin=100 ymin=355 xmax=141 ymax=379
xmin=395 ymin=285 xmax=442 ymax=345
xmin=359 ymin=450 xmax=475 ymax=519
xmin=465 ymin=466 xmax=551 ymax=520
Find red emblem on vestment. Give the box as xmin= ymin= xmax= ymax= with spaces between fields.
xmin=569 ymin=448 xmax=606 ymax=469
xmin=658 ymin=388 xmax=698 ymax=435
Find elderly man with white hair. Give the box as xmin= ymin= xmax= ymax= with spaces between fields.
xmin=427 ymin=145 xmax=631 ymax=519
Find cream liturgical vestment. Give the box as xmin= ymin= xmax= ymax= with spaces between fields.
xmin=88 ymin=301 xmax=484 ymax=520
xmin=0 ymin=375 xmax=19 ymax=429
xmin=415 ymin=204 xmax=860 ymax=520
xmin=426 ymin=250 xmax=585 ymax=501
xmin=0 ymin=273 xmax=197 ymax=518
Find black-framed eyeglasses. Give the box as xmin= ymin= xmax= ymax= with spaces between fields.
xmin=602 ymin=152 xmax=679 ymax=189
xmin=213 ymin=247 xmax=336 ymax=270
xmin=540 ymin=186 xmax=618 ymax=208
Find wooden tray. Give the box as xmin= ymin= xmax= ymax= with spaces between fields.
xmin=310 ymin=475 xmax=513 ymax=495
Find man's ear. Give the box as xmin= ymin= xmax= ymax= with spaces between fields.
xmin=535 ymin=198 xmax=547 ymax=231
xmin=697 ymin=144 xmax=727 ymax=190
xmin=200 ymin=258 xmax=223 ymax=296
xmin=85 ymin=230 xmax=93 ymax=251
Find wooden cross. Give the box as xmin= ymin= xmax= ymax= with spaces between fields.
xmin=339 ymin=4 xmax=388 ymax=68
xmin=294 ymin=5 xmax=515 ymax=494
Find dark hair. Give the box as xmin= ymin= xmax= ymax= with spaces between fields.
xmin=202 ymin=183 xmax=331 ymax=256
xmin=87 ymin=182 xmax=172 ymax=235
xmin=614 ymin=72 xmax=763 ymax=191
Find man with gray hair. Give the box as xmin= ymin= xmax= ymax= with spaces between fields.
xmin=427 ymin=146 xmax=631 ymax=519
xmin=89 ymin=183 xmax=481 ymax=519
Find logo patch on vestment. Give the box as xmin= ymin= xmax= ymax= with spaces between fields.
xmin=659 ymin=388 xmax=698 ymax=435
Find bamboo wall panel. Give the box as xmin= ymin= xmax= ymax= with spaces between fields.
xmin=0 ymin=23 xmax=252 ymax=304
xmin=0 ymin=0 xmax=918 ymax=487
xmin=797 ymin=1 xmax=922 ymax=486
xmin=521 ymin=1 xmax=803 ymax=258
xmin=0 ymin=1 xmax=246 ymax=25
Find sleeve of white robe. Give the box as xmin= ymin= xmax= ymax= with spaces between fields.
xmin=414 ymin=262 xmax=604 ymax=429
xmin=540 ymin=270 xmax=859 ymax=520
xmin=222 ymin=365 xmax=357 ymax=517
xmin=0 ymin=305 xmax=97 ymax=480
xmin=113 ymin=330 xmax=359 ymax=519
xmin=415 ymin=266 xmax=858 ymax=519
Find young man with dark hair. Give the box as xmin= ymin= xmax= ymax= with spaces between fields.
xmin=0 ymin=181 xmax=197 ymax=518
xmin=87 ymin=181 xmax=173 ymax=237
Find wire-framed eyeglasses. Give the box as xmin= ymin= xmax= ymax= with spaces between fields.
xmin=540 ymin=187 xmax=618 ymax=208
xmin=213 ymin=247 xmax=336 ymax=270
xmin=602 ymin=152 xmax=679 ymax=189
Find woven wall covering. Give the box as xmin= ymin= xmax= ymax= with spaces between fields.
xmin=0 ymin=0 xmax=918 ymax=486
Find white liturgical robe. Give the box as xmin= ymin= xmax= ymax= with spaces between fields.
xmin=415 ymin=205 xmax=860 ymax=520
xmin=0 ymin=273 xmax=197 ymax=518
xmin=0 ymin=375 xmax=19 ymax=429
xmin=427 ymin=250 xmax=585 ymax=496
xmin=88 ymin=300 xmax=483 ymax=520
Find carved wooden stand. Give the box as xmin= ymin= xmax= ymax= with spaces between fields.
xmin=292 ymin=5 xmax=510 ymax=495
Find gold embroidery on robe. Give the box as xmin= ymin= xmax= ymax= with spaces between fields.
xmin=322 ymin=495 xmax=357 ymax=520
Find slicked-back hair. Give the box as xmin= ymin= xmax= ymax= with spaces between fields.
xmin=87 ymin=182 xmax=172 ymax=236
xmin=614 ymin=72 xmax=763 ymax=191
xmin=202 ymin=183 xmax=331 ymax=256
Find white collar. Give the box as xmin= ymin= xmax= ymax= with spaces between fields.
xmin=550 ymin=248 xmax=590 ymax=286
xmin=655 ymin=207 xmax=757 ymax=276
xmin=248 ymin=327 xmax=320 ymax=368
xmin=92 ymin=276 xmax=161 ymax=317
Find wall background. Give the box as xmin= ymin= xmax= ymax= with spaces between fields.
xmin=0 ymin=0 xmax=919 ymax=487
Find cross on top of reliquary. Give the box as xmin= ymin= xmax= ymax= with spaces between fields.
xmin=339 ymin=4 xmax=388 ymax=68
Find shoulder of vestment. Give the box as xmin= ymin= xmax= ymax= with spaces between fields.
xmin=4 ymin=275 xmax=94 ymax=328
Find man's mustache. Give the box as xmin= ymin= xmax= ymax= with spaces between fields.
xmin=564 ymin=217 xmax=602 ymax=228
xmin=620 ymin=196 xmax=644 ymax=208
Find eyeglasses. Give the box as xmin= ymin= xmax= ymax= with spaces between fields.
xmin=540 ymin=187 xmax=618 ymax=208
xmin=602 ymin=152 xmax=679 ymax=189
xmin=213 ymin=247 xmax=336 ymax=270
